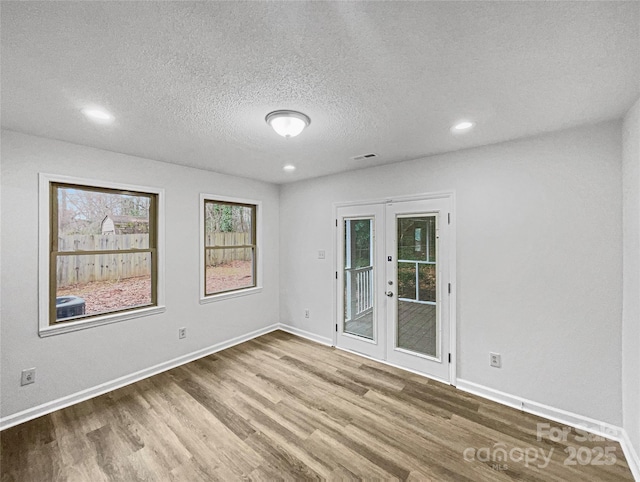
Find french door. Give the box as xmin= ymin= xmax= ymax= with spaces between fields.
xmin=336 ymin=197 xmax=453 ymax=383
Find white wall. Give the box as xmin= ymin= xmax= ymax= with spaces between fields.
xmin=280 ymin=121 xmax=623 ymax=425
xmin=1 ymin=120 xmax=629 ymax=432
xmin=623 ymin=97 xmax=640 ymax=459
xmin=0 ymin=130 xmax=280 ymax=418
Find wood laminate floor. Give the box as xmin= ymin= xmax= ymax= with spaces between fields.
xmin=0 ymin=331 xmax=634 ymax=481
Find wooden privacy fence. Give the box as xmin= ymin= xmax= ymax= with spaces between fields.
xmin=58 ymin=234 xmax=150 ymax=252
xmin=205 ymin=232 xmax=252 ymax=267
xmin=56 ymin=233 xmax=252 ymax=287
xmin=56 ymin=234 xmax=150 ymax=288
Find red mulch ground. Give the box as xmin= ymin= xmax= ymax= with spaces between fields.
xmin=206 ymin=260 xmax=253 ymax=294
xmin=57 ymin=276 xmax=151 ymax=316
xmin=57 ymin=260 xmax=253 ymax=316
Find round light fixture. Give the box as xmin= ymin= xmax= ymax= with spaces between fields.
xmin=81 ymin=107 xmax=114 ymax=124
xmin=266 ymin=110 xmax=310 ymax=138
xmin=283 ymin=164 xmax=296 ymax=172
xmin=451 ymin=120 xmax=475 ymax=132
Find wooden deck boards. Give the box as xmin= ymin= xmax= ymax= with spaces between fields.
xmin=0 ymin=330 xmax=633 ymax=481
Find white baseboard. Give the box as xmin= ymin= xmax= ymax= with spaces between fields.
xmin=277 ymin=323 xmax=333 ymax=346
xmin=456 ymin=379 xmax=623 ymax=439
xmin=621 ymin=428 xmax=640 ymax=481
xmin=457 ymin=379 xmax=639 ymax=481
xmin=0 ymin=323 xmax=280 ymax=431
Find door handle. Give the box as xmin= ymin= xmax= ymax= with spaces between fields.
xmin=386 ymin=291 xmax=394 ymax=297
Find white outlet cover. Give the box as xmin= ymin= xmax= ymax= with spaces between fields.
xmin=21 ymin=368 xmax=36 ymax=386
xmin=318 ymin=250 xmax=326 ymax=259
xmin=490 ymin=352 xmax=501 ymax=368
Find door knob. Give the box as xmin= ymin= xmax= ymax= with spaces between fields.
xmin=386 ymin=291 xmax=394 ymax=297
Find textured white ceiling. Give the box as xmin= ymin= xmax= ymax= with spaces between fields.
xmin=2 ymin=1 xmax=639 ymax=184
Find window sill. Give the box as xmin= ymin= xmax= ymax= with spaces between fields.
xmin=200 ymin=286 xmax=263 ymax=304
xmin=39 ymin=306 xmax=166 ymax=337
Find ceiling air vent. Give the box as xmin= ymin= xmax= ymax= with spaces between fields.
xmin=351 ymin=153 xmax=378 ymax=161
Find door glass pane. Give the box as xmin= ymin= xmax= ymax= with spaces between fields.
xmin=397 ymin=215 xmax=437 ymax=357
xmin=426 ymin=217 xmax=436 ymax=262
xmin=343 ymin=218 xmax=374 ymax=340
xmin=397 ymin=262 xmax=416 ymax=299
xmin=397 ymin=217 xmax=428 ymax=261
xmin=418 ymin=264 xmax=436 ymax=302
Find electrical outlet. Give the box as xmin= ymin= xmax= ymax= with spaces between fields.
xmin=304 ymin=309 xmax=310 ymax=318
xmin=318 ymin=250 xmax=326 ymax=259
xmin=178 ymin=327 xmax=187 ymax=339
xmin=21 ymin=368 xmax=36 ymax=386
xmin=490 ymin=352 xmax=501 ymax=368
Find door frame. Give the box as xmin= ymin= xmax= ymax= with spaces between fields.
xmin=332 ymin=191 xmax=457 ymax=386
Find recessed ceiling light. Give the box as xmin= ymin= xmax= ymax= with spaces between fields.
xmin=266 ymin=110 xmax=310 ymax=138
xmin=81 ymin=107 xmax=114 ymax=123
xmin=452 ymin=121 xmax=475 ymax=132
xmin=283 ymin=165 xmax=296 ymax=172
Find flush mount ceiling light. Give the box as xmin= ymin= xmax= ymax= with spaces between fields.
xmin=265 ymin=110 xmax=310 ymax=138
xmin=283 ymin=164 xmax=296 ymax=172
xmin=81 ymin=107 xmax=114 ymax=124
xmin=451 ymin=120 xmax=475 ymax=132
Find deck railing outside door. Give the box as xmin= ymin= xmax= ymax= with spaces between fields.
xmin=345 ymin=265 xmax=374 ymax=321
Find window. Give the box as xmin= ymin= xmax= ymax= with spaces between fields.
xmin=39 ymin=174 xmax=165 ymax=336
xmin=201 ymin=194 xmax=261 ymax=301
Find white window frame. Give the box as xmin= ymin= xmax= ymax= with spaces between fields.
xmin=200 ymin=193 xmax=263 ymax=303
xmin=38 ymin=173 xmax=166 ymax=337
